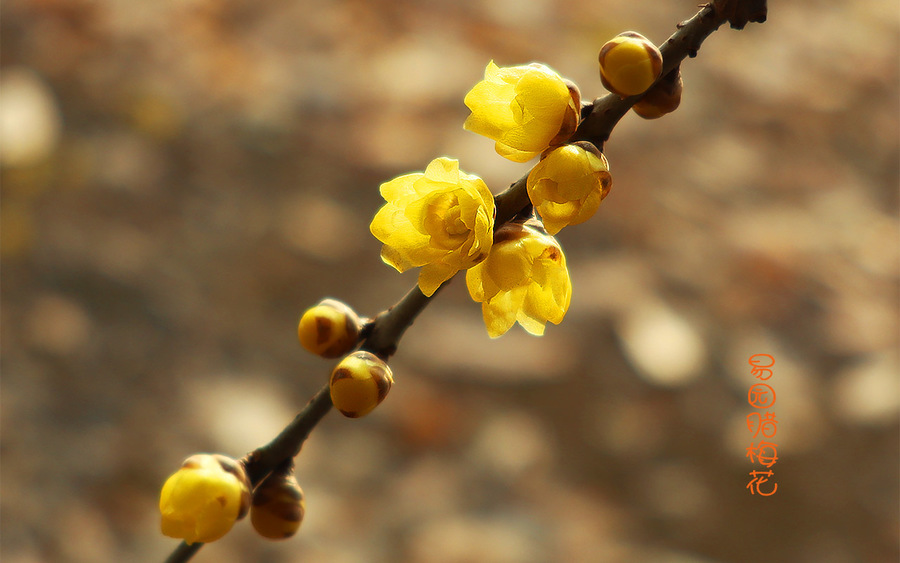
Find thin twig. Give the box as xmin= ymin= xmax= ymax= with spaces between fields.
xmin=361 ymin=283 xmax=444 ymax=359
xmin=163 ymin=2 xmax=765 ymax=560
xmin=243 ymin=384 xmax=334 ymax=485
xmin=164 ymin=542 xmax=203 ymax=563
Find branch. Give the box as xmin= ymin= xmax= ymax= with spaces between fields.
xmin=165 ymin=542 xmax=203 ymax=563
xmin=163 ymin=2 xmax=765 ymax=560
xmin=165 ymin=288 xmax=445 ymax=562
xmin=576 ymin=2 xmax=735 ymax=150
xmin=243 ymin=384 xmax=333 ymax=485
xmin=361 ymin=283 xmax=443 ymax=359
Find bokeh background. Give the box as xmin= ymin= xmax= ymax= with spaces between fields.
xmin=2 ymin=1 xmax=898 ymax=562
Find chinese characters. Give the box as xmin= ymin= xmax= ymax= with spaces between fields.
xmin=746 ymin=354 xmax=778 ymax=496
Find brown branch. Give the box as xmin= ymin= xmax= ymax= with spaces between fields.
xmin=165 ymin=542 xmax=203 ymax=563
xmin=163 ymin=2 xmax=765 ymax=561
xmin=242 ymin=384 xmax=334 ymax=485
xmin=361 ymin=283 xmax=444 ymax=359
xmin=494 ymin=175 xmax=531 ymax=228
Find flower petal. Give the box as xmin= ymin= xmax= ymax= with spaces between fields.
xmin=484 ymin=286 xmax=528 ymax=338
xmin=380 ymin=173 xmax=422 ymax=202
xmin=423 ymin=156 xmax=461 ymax=186
xmin=419 ymin=261 xmax=458 ymax=297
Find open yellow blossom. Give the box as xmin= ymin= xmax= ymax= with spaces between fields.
xmin=464 ymin=61 xmax=580 ymax=163
xmin=526 ymin=142 xmax=612 ymax=235
xmin=160 ymin=454 xmax=251 ymax=545
xmin=466 ymin=223 xmax=571 ymax=337
xmin=370 ymin=157 xmax=495 ymax=297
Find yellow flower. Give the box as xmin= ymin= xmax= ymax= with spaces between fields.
xmin=466 ymin=223 xmax=571 ymax=337
xmin=370 ymin=157 xmax=495 ymax=297
xmin=526 ymin=142 xmax=612 ymax=235
xmin=464 ymin=61 xmax=580 ymax=163
xmin=160 ymin=454 xmax=251 ymax=545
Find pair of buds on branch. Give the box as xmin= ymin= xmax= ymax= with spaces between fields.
xmin=160 ymin=455 xmax=304 ymax=545
xmin=298 ymin=299 xmax=393 ymax=418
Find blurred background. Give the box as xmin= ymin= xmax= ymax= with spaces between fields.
xmin=1 ymin=1 xmax=898 ymax=562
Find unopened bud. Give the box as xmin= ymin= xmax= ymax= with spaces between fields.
xmin=598 ymin=31 xmax=663 ymax=98
xmin=633 ymin=67 xmax=683 ymax=119
xmin=298 ymin=299 xmax=362 ymax=358
xmin=251 ymin=470 xmax=305 ymax=540
xmin=329 ymin=351 xmax=393 ymax=418
xmin=159 ymin=454 xmax=251 ymax=545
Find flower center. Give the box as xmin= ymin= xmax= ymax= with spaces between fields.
xmin=423 ymin=192 xmax=470 ymax=250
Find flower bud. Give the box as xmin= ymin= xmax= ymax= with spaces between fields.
xmin=298 ymin=299 xmax=362 ymax=358
xmin=329 ymin=351 xmax=393 ymax=418
xmin=159 ymin=454 xmax=251 ymax=545
xmin=633 ymin=66 xmax=682 ymax=119
xmin=251 ymin=470 xmax=305 ymax=540
xmin=598 ymin=31 xmax=663 ymax=98
xmin=466 ymin=222 xmax=572 ymax=338
xmin=527 ymin=142 xmax=612 ymax=235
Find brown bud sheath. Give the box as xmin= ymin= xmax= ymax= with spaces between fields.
xmin=633 ymin=67 xmax=683 ymax=119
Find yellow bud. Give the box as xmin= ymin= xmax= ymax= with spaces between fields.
xmin=298 ymin=299 xmax=362 ymax=358
xmin=329 ymin=351 xmax=394 ymax=418
xmin=159 ymin=454 xmax=251 ymax=545
xmin=598 ymin=32 xmax=663 ymax=98
xmin=251 ymin=471 xmax=305 ymax=540
xmin=527 ymin=142 xmax=612 ymax=235
xmin=632 ymin=67 xmax=683 ymax=119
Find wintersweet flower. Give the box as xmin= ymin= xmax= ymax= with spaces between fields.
xmin=160 ymin=454 xmax=251 ymax=545
xmin=526 ymin=142 xmax=612 ymax=235
xmin=464 ymin=61 xmax=580 ymax=163
xmin=370 ymin=157 xmax=495 ymax=297
xmin=466 ymin=222 xmax=571 ymax=337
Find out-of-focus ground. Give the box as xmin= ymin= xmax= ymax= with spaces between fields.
xmin=1 ymin=1 xmax=898 ymax=562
